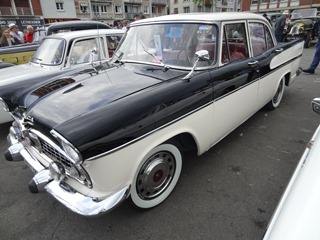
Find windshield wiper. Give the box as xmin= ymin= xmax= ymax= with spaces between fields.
xmin=112 ymin=51 xmax=124 ymax=64
xmin=32 ymin=57 xmax=43 ymax=62
xmin=138 ymin=39 xmax=169 ymax=72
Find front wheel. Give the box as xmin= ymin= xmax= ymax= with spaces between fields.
xmin=265 ymin=77 xmax=285 ymax=110
xmin=130 ymin=142 xmax=182 ymax=209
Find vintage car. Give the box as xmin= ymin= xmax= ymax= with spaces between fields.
xmin=0 ymin=28 xmax=124 ymax=124
xmin=262 ymin=98 xmax=320 ymax=240
xmin=2 ymin=12 xmax=304 ymax=216
xmin=285 ymin=8 xmax=320 ymax=48
xmin=0 ymin=20 xmax=111 ymax=65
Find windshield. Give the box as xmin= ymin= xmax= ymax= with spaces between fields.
xmin=115 ymin=23 xmax=218 ymax=68
xmin=292 ymin=8 xmax=317 ymax=19
xmin=31 ymin=38 xmax=65 ymax=65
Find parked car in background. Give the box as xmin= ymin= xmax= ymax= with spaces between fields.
xmin=0 ymin=28 xmax=124 ymax=124
xmin=263 ymin=98 xmax=320 ymax=240
xmin=3 ymin=12 xmax=304 ymax=216
xmin=0 ymin=20 xmax=111 ymax=65
xmin=266 ymin=12 xmax=282 ymax=26
xmin=285 ymin=8 xmax=320 ymax=48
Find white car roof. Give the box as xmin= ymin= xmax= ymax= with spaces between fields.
xmin=45 ymin=29 xmax=125 ymax=41
xmin=131 ymin=12 xmax=267 ymax=26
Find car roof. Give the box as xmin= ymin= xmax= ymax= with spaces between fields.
xmin=44 ymin=29 xmax=125 ymax=41
xmin=130 ymin=12 xmax=266 ymax=26
xmin=47 ymin=20 xmax=111 ymax=35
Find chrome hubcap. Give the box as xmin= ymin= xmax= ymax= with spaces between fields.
xmin=136 ymin=151 xmax=176 ymax=200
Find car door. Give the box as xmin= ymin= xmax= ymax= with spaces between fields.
xmin=210 ymin=21 xmax=260 ymax=146
xmin=248 ymin=21 xmax=296 ymax=108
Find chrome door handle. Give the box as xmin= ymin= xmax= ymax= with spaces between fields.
xmin=248 ymin=60 xmax=258 ymax=65
xmin=275 ymin=48 xmax=283 ymax=53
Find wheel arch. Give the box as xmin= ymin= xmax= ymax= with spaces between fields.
xmin=284 ymin=71 xmax=291 ymax=86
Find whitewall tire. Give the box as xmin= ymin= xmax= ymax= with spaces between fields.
xmin=130 ymin=142 xmax=182 ymax=209
xmin=266 ymin=76 xmax=285 ymax=110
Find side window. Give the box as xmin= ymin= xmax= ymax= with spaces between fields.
xmin=70 ymin=38 xmax=99 ymax=65
xmin=221 ymin=23 xmax=249 ymax=64
xmin=265 ymin=25 xmax=275 ymax=49
xmin=249 ymin=22 xmax=274 ymax=57
xmin=106 ymin=35 xmax=122 ymax=57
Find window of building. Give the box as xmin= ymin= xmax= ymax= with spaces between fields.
xmin=55 ymin=0 xmax=64 ymax=11
xmin=80 ymin=2 xmax=88 ymax=13
xmin=251 ymin=0 xmax=258 ymax=4
xmin=115 ymin=5 xmax=122 ymax=13
xmin=144 ymin=6 xmax=149 ymax=14
xmin=183 ymin=7 xmax=190 ymax=13
xmin=101 ymin=5 xmax=107 ymax=13
xmin=174 ymin=0 xmax=178 ymax=4
xmin=92 ymin=5 xmax=99 ymax=13
xmin=183 ymin=0 xmax=190 ymax=2
xmin=173 ymin=8 xmax=178 ymax=14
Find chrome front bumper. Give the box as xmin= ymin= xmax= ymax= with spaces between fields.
xmin=6 ymin=128 xmax=130 ymax=216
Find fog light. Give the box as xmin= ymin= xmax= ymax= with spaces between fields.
xmin=49 ymin=162 xmax=65 ymax=181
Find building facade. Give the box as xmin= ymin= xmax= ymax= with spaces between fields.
xmin=170 ymin=0 xmax=241 ymax=14
xmin=242 ymin=0 xmax=320 ymax=13
xmin=0 ymin=0 xmax=169 ymax=30
xmin=2 ymin=0 xmax=320 ymax=31
xmin=0 ymin=0 xmax=44 ymax=30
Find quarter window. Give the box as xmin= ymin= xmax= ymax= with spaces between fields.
xmin=249 ymin=22 xmax=274 ymax=57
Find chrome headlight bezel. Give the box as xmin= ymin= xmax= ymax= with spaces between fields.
xmin=0 ymin=97 xmax=9 ymax=112
xmin=50 ymin=130 xmax=82 ymax=165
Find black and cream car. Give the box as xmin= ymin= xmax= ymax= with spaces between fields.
xmin=2 ymin=13 xmax=304 ymax=216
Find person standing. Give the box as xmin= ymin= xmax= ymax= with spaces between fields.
xmin=133 ymin=14 xmax=141 ymax=21
xmin=274 ymin=10 xmax=289 ymax=43
xmin=0 ymin=28 xmax=19 ymax=47
xmin=302 ymin=23 xmax=320 ymax=74
xmin=24 ymin=25 xmax=34 ymax=43
xmin=9 ymin=23 xmax=25 ymax=44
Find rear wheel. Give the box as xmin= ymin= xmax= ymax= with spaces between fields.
xmin=130 ymin=142 xmax=182 ymax=209
xmin=265 ymin=77 xmax=285 ymax=110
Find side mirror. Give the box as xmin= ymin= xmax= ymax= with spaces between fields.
xmin=195 ymin=50 xmax=210 ymax=61
xmin=311 ymin=98 xmax=320 ymax=114
xmin=182 ymin=50 xmax=210 ymax=81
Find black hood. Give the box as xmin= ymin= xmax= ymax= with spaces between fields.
xmin=24 ymin=63 xmax=186 ymax=130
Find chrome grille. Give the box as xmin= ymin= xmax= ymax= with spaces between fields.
xmin=37 ymin=137 xmax=72 ymax=168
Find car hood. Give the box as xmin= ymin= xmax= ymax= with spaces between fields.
xmin=0 ymin=63 xmax=68 ymax=106
xmin=24 ymin=63 xmax=187 ymax=130
xmin=0 ymin=63 xmax=52 ymax=83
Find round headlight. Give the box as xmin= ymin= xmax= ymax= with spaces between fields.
xmin=62 ymin=141 xmax=81 ymax=163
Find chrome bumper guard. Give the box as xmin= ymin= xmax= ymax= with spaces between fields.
xmin=7 ymin=130 xmax=130 ymax=216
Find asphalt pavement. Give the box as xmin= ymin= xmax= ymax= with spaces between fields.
xmin=0 ymin=46 xmax=319 ymax=240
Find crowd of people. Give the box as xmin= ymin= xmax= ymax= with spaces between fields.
xmin=0 ymin=23 xmax=35 ymax=47
xmin=110 ymin=14 xmax=144 ymax=29
xmin=0 ymin=13 xmax=145 ymax=48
